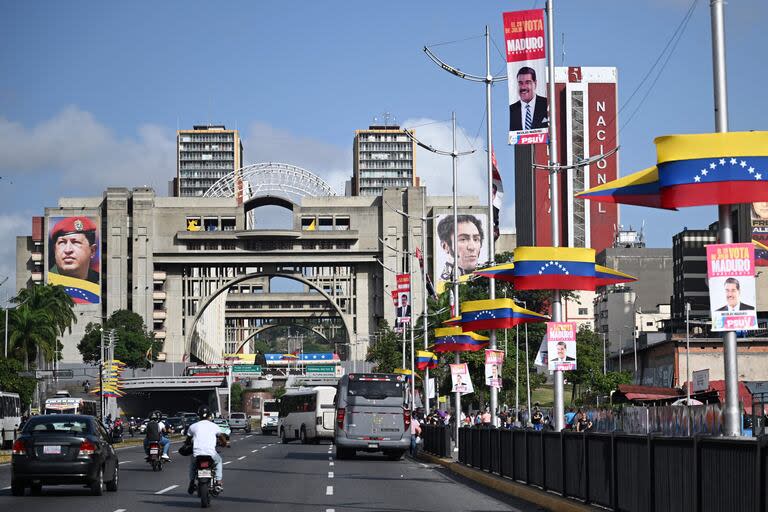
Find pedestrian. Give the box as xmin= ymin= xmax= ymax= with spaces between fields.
xmin=83 ymin=380 xmax=91 ymax=393
xmin=410 ymin=413 xmax=422 ymax=456
xmin=481 ymin=408 xmax=492 ymax=427
xmin=531 ymin=403 xmax=543 ymax=431
xmin=575 ymin=409 xmax=593 ymax=432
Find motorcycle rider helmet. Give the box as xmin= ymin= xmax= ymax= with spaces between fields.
xmin=149 ymin=410 xmax=161 ymax=421
xmin=197 ymin=405 xmax=212 ymax=420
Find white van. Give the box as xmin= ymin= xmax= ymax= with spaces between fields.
xmin=278 ymin=386 xmax=337 ymax=444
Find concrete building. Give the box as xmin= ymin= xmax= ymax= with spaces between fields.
xmin=351 ymin=125 xmax=417 ymax=196
xmin=176 ymin=125 xmax=243 ymax=198
xmin=16 ymin=165 xmax=487 ymax=365
xmin=596 ymin=247 xmax=674 ymax=313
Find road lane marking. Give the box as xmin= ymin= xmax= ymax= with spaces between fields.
xmin=251 ymin=449 xmax=259 ymax=453
xmin=246 ymin=435 xmax=252 ymax=439
xmin=114 ymin=509 xmax=127 ymax=512
xmin=329 ymin=461 xmax=334 ymax=466
xmin=238 ymin=456 xmax=246 ymax=460
xmin=223 ymin=461 xmax=232 ymax=465
xmin=155 ymin=485 xmax=178 ymax=495
xmin=326 ymin=485 xmax=333 ymax=495
xmin=119 ymin=460 xmax=132 ymax=465
xmin=328 ymin=456 xmax=333 ymax=461
xmin=326 ymin=509 xmax=335 ymax=512
xmin=328 ymin=471 xmax=334 ymax=478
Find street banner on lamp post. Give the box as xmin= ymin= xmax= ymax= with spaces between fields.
xmin=450 ymin=363 xmax=474 ymax=395
xmin=502 ymin=9 xmax=548 ymax=146
xmin=485 ymin=349 xmax=504 ymax=388
xmin=546 ymin=322 xmax=577 ymax=371
xmin=707 ymin=243 xmax=758 ymax=331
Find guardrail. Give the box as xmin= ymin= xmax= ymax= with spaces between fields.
xmin=421 ymin=425 xmax=452 ymax=458
xmin=457 ymin=427 xmax=767 ymax=512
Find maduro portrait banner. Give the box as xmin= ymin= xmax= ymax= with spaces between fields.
xmin=503 ymin=9 xmax=548 ymax=146
xmin=47 ymin=215 xmax=101 ymax=305
xmin=484 ymin=349 xmax=504 ymax=388
xmin=707 ymin=243 xmax=758 ymax=332
xmin=450 ymin=363 xmax=474 ymax=395
xmin=546 ymin=321 xmax=577 ymax=371
xmin=752 ymin=202 xmax=768 ymax=266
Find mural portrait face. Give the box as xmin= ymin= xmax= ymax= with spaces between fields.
xmin=54 ymin=233 xmax=96 ymax=281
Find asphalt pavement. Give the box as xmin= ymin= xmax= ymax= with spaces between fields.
xmin=0 ymin=432 xmax=543 ymax=511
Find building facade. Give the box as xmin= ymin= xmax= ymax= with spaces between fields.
xmin=16 ymin=180 xmax=488 ymax=365
xmin=351 ymin=125 xmax=417 ymax=196
xmin=514 ymin=67 xmax=619 ymax=253
xmin=176 ymin=125 xmax=243 ymax=198
xmin=671 ymin=228 xmax=718 ymax=326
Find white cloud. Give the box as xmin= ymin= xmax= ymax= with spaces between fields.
xmin=0 ymin=106 xmax=175 ymax=192
xmin=402 ymin=117 xmax=489 ymax=201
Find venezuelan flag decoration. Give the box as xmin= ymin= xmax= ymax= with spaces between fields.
xmin=577 ymin=131 xmax=768 ymax=209
xmin=416 ymin=351 xmax=438 ymax=371
xmin=459 ymin=298 xmax=549 ymax=332
xmin=48 ymin=273 xmax=101 ymax=304
xmin=394 ymin=367 xmax=416 ymax=381
xmin=433 ymin=327 xmax=489 ymax=353
xmin=474 ymin=247 xmax=636 ymax=291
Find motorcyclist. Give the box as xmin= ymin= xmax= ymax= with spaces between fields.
xmin=186 ymin=405 xmax=225 ymax=495
xmin=144 ymin=410 xmax=171 ymax=461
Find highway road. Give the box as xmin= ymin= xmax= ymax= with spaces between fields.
xmin=0 ymin=432 xmax=543 ymax=511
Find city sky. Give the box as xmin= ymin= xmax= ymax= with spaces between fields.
xmin=1 ymin=0 xmax=765 ymax=298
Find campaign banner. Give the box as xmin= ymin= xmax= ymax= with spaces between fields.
xmin=752 ymin=202 xmax=768 ymax=266
xmin=484 ymin=349 xmax=504 ymax=388
xmin=503 ymin=9 xmax=548 ymax=146
xmin=450 ymin=363 xmax=474 ymax=395
xmin=396 ymin=273 xmax=410 ymax=292
xmin=546 ymin=321 xmax=577 ymax=371
xmin=707 ymin=243 xmax=758 ymax=331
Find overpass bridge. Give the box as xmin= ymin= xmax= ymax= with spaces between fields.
xmin=117 ymin=376 xmax=227 ymax=418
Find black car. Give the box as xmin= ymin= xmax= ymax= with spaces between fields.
xmin=11 ymin=414 xmax=119 ymax=496
xmin=164 ymin=416 xmax=183 ymax=434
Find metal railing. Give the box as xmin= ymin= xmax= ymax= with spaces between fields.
xmin=457 ymin=427 xmax=767 ymax=512
xmin=421 ymin=424 xmax=452 ymax=458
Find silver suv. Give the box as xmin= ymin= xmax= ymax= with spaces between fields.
xmin=228 ymin=412 xmax=251 ymax=433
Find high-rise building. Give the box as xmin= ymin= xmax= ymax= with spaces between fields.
xmin=176 ymin=125 xmax=243 ymax=197
xmin=672 ymin=227 xmax=718 ymax=325
xmin=514 ymin=67 xmax=619 ymax=253
xmin=352 ymin=125 xmax=417 ymax=196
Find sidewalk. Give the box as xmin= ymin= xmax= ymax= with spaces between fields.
xmin=416 ymin=450 xmax=598 ymax=512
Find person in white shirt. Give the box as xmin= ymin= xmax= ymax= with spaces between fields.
xmin=186 ymin=406 xmax=226 ymax=494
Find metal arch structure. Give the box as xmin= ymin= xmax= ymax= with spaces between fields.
xmin=204 ymin=162 xmax=337 ymax=206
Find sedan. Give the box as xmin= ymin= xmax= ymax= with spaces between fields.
xmin=11 ymin=414 xmax=119 ymax=496
xmin=213 ymin=419 xmax=231 ymax=444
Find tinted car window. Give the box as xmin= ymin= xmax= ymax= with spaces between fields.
xmin=26 ymin=418 xmax=91 ymax=434
xmin=347 ymin=380 xmax=403 ymax=399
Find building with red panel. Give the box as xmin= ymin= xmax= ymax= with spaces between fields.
xmin=514 ymin=67 xmax=619 ymax=252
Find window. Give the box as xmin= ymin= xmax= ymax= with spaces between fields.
xmin=578 ymin=308 xmax=589 ymax=316
xmin=646 ymin=321 xmax=654 ymax=327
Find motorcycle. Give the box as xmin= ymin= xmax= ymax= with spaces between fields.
xmin=193 ymin=455 xmax=220 ymax=508
xmin=146 ymin=441 xmax=165 ymax=471
xmin=111 ymin=423 xmax=124 ymax=443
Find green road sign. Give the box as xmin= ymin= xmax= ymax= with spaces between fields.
xmin=306 ymin=365 xmax=336 ymax=375
xmin=232 ymin=364 xmax=262 ymax=374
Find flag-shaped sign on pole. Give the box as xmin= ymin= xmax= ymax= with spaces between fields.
xmin=491 ymin=148 xmax=503 ymax=241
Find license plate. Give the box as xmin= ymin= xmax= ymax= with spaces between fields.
xmin=149 ymin=448 xmax=159 ymax=454
xmin=197 ymin=469 xmax=212 ymax=478
xmin=43 ymin=445 xmax=61 ymax=455
xmin=367 ymin=443 xmax=379 ymax=449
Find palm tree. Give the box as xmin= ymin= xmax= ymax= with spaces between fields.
xmin=15 ymin=284 xmax=76 ymax=336
xmin=7 ymin=306 xmax=59 ymax=370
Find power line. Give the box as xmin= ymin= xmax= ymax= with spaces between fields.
xmin=425 ymin=33 xmax=485 ymax=49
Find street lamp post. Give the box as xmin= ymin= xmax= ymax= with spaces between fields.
xmin=686 ymin=302 xmax=691 ymax=435
xmin=601 ymin=332 xmax=607 ymax=376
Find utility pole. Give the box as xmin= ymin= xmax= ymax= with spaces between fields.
xmin=710 ymin=0 xmax=740 ymax=437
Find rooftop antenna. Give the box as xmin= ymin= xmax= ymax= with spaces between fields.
xmin=561 ymin=32 xmax=566 ymax=65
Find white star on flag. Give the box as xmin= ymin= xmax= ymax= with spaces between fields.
xmin=756 ymin=174 xmax=763 ymax=180
xmin=749 ymin=167 xmax=755 ymax=174
xmin=719 ymin=158 xmax=726 ymax=165
xmin=701 ymin=169 xmax=708 ymax=176
xmin=694 ymin=176 xmax=701 ymax=182
xmin=741 ymin=161 xmax=747 ymax=168
xmin=710 ymin=162 xmax=717 ymax=170
xmin=730 ymin=158 xmax=737 ymax=165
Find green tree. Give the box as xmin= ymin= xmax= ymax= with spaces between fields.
xmin=230 ymin=383 xmax=244 ymax=412
xmin=0 ymin=358 xmax=37 ymax=410
xmin=15 ymin=284 xmax=76 ymax=336
xmin=77 ymin=309 xmax=161 ymax=368
xmin=6 ymin=306 xmax=59 ymax=369
xmin=365 ymin=321 xmax=402 ymax=373
xmin=566 ymin=325 xmax=632 ymax=402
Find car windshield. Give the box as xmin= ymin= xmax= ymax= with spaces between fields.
xmin=26 ymin=419 xmax=90 ymax=435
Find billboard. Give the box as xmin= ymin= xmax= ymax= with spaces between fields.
xmin=707 ymin=243 xmax=758 ymax=332
xmin=47 ymin=216 xmax=101 ymax=304
xmin=434 ymin=213 xmax=488 ymax=294
xmin=450 ymin=363 xmax=474 ymax=395
xmin=752 ymin=202 xmax=768 ymax=266
xmin=546 ymin=322 xmax=577 ymax=371
xmin=484 ymin=349 xmax=504 ymax=388
xmin=503 ymin=9 xmax=548 ymax=145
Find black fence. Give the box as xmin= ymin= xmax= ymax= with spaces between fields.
xmin=421 ymin=424 xmax=453 ymax=458
xmin=454 ymin=427 xmax=767 ymax=512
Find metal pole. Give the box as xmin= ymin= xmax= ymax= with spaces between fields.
xmin=402 ymin=320 xmax=406 ymax=369
xmin=602 ymin=333 xmax=607 ymax=375
xmin=4 ymin=307 xmax=8 ymax=359
xmin=515 ymin=325 xmax=519 ymax=426
xmin=525 ymin=313 xmax=531 ymax=427
xmin=546 ymin=0 xmax=565 ymax=432
xmin=710 ymin=0 xmax=739 ymax=437
xmin=409 ymin=228 xmax=416 ymax=412
xmin=452 ymin=112 xmax=462 ymax=451
xmin=686 ymin=302 xmax=691 ymax=436
xmin=422 ymin=188 xmax=430 ymax=414
xmin=484 ymin=25 xmax=498 ymax=427
xmin=99 ymin=328 xmax=104 ymax=423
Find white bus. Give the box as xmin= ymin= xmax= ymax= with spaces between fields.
xmin=0 ymin=391 xmax=21 ymax=449
xmin=44 ymin=397 xmax=98 ymax=416
xmin=278 ymin=386 xmax=337 ymax=444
